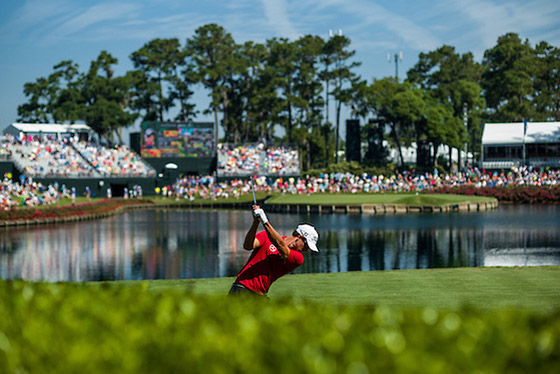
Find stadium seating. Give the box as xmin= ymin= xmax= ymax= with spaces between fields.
xmin=217 ymin=143 xmax=300 ymax=177
xmin=1 ymin=136 xmax=155 ymax=178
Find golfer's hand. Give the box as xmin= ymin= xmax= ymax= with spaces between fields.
xmin=253 ymin=208 xmax=268 ymax=225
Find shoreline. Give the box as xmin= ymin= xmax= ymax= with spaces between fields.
xmin=0 ymin=197 xmax=499 ymax=228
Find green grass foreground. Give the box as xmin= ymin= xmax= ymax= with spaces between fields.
xmin=1 ymin=267 xmax=559 ymax=374
xmin=112 ymin=266 xmax=560 ymax=313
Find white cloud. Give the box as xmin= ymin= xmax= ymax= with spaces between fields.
xmin=295 ymin=0 xmax=441 ymax=51
xmin=45 ymin=3 xmax=140 ymax=41
xmin=454 ymin=0 xmax=560 ymax=51
xmin=261 ymin=0 xmax=300 ymax=39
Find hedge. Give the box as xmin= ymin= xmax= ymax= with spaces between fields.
xmin=0 ymin=198 xmax=154 ymax=222
xmin=428 ymin=185 xmax=560 ymax=204
xmin=0 ymin=280 xmax=558 ymax=373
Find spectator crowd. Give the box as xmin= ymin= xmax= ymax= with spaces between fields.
xmin=2 ymin=132 xmax=559 ymax=209
xmin=157 ymin=166 xmax=560 ymax=201
xmin=2 ymin=166 xmax=559 ymax=209
xmin=1 ymin=134 xmax=155 ymax=178
xmin=217 ymin=143 xmax=300 ymax=176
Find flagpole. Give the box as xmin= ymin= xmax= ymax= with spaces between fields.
xmin=522 ymin=119 xmax=527 ymax=167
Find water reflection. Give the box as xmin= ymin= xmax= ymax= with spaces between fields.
xmin=1 ymin=205 xmax=559 ymax=282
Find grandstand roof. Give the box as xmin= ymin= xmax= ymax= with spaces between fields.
xmin=482 ymin=122 xmax=560 ymax=146
xmin=5 ymin=123 xmax=93 ymax=135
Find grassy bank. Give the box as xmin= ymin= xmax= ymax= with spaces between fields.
xmin=104 ymin=266 xmax=560 ymax=313
xmin=150 ymin=192 xmax=495 ymax=206
xmin=1 ymin=267 xmax=559 ymax=374
xmin=265 ymin=192 xmax=494 ymax=206
xmin=1 ymin=193 xmax=496 ymax=222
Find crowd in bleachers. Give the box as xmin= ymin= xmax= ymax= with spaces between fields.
xmin=1 ymin=135 xmax=155 ymax=178
xmin=73 ymin=140 xmax=155 ymax=177
xmin=0 ymin=174 xmax=146 ymax=209
xmin=217 ymin=143 xmax=300 ymax=176
xmin=4 ymin=134 xmax=96 ymax=177
xmin=265 ymin=145 xmax=300 ymax=175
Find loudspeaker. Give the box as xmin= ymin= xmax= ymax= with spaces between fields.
xmin=365 ymin=121 xmax=384 ymax=161
xmin=417 ymin=141 xmax=433 ymax=168
xmin=346 ymin=119 xmax=361 ymax=162
xmin=129 ymin=132 xmax=141 ymax=154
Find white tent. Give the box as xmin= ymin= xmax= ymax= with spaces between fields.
xmin=482 ymin=122 xmax=560 ymax=146
xmin=481 ymin=122 xmax=560 ymax=169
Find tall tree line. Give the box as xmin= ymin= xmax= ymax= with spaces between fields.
xmin=18 ymin=27 xmax=560 ymax=170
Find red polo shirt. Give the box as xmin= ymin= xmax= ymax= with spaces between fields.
xmin=235 ymin=230 xmax=304 ymax=295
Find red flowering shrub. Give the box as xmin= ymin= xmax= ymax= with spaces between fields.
xmin=0 ymin=199 xmax=154 ymax=222
xmin=427 ymin=185 xmax=560 ymax=204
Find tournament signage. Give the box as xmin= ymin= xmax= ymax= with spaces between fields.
xmin=141 ymin=121 xmax=215 ymax=158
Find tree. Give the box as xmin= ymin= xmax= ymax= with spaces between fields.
xmin=130 ymin=38 xmax=184 ymax=122
xmin=18 ymin=60 xmax=82 ymax=123
xmin=481 ymin=33 xmax=534 ymax=121
xmin=186 ymin=24 xmax=237 ymax=142
xmin=233 ymin=41 xmax=276 ymax=142
xmin=321 ymin=35 xmax=361 ymax=163
xmin=407 ymin=45 xmax=485 ymax=161
xmin=365 ymin=78 xmax=408 ymax=166
xmin=533 ymin=41 xmax=560 ymax=121
xmin=82 ymin=51 xmax=137 ymax=143
xmin=291 ymin=35 xmax=325 ymax=169
xmin=18 ymin=77 xmax=53 ymax=123
xmin=267 ymin=37 xmax=298 ymax=143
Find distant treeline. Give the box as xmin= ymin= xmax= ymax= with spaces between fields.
xmin=17 ymin=24 xmax=560 ymax=170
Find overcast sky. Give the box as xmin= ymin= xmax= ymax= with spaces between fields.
xmin=1 ymin=0 xmax=558 ymax=139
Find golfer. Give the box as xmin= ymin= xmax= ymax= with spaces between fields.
xmin=229 ymin=205 xmax=319 ymax=297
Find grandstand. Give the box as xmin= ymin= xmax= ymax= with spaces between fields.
xmin=2 ymin=122 xmax=303 ymax=195
xmin=217 ymin=143 xmax=300 ymax=178
xmin=2 ymin=123 xmax=157 ymax=197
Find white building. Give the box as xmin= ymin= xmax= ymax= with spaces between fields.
xmin=481 ymin=122 xmax=560 ymax=169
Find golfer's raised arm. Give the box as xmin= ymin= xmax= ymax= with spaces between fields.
xmin=243 ymin=206 xmax=261 ymax=250
xmin=252 ymin=206 xmax=290 ymax=258
xmin=262 ymin=221 xmax=290 ymax=259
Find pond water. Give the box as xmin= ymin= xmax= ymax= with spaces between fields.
xmin=1 ymin=205 xmax=559 ymax=282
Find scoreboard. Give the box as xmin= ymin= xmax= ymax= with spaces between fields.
xmin=141 ymin=121 xmax=215 ymax=158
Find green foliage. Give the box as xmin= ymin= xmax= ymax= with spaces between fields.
xmin=306 ymin=160 xmax=396 ymax=177
xmin=0 ymin=280 xmax=558 ymax=374
xmin=481 ymin=33 xmax=534 ymax=121
xmin=0 ymin=198 xmax=153 ymax=222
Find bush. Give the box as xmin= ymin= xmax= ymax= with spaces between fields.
xmin=0 ymin=198 xmax=154 ymax=222
xmin=0 ymin=280 xmax=558 ymax=373
xmin=307 ymin=161 xmax=397 ymax=177
xmin=428 ymin=185 xmax=560 ymax=204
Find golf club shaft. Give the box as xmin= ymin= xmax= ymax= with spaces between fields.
xmin=251 ymin=177 xmax=257 ymax=205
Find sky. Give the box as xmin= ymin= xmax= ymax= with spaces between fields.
xmin=0 ymin=0 xmax=559 ymax=142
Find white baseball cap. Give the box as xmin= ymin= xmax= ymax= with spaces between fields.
xmin=296 ymin=224 xmax=319 ymax=252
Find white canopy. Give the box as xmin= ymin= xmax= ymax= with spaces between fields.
xmin=482 ymin=122 xmax=560 ymax=146
xmin=6 ymin=123 xmax=92 ymax=134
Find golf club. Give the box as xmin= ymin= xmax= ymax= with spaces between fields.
xmin=251 ymin=175 xmax=257 ymax=205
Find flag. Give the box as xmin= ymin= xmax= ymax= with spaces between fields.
xmin=523 ymin=119 xmax=528 ymax=137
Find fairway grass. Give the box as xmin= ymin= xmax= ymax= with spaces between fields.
xmin=149 ymin=192 xmax=495 ymax=207
xmin=108 ymin=266 xmax=560 ymax=313
xmin=266 ymin=192 xmax=494 ymax=206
